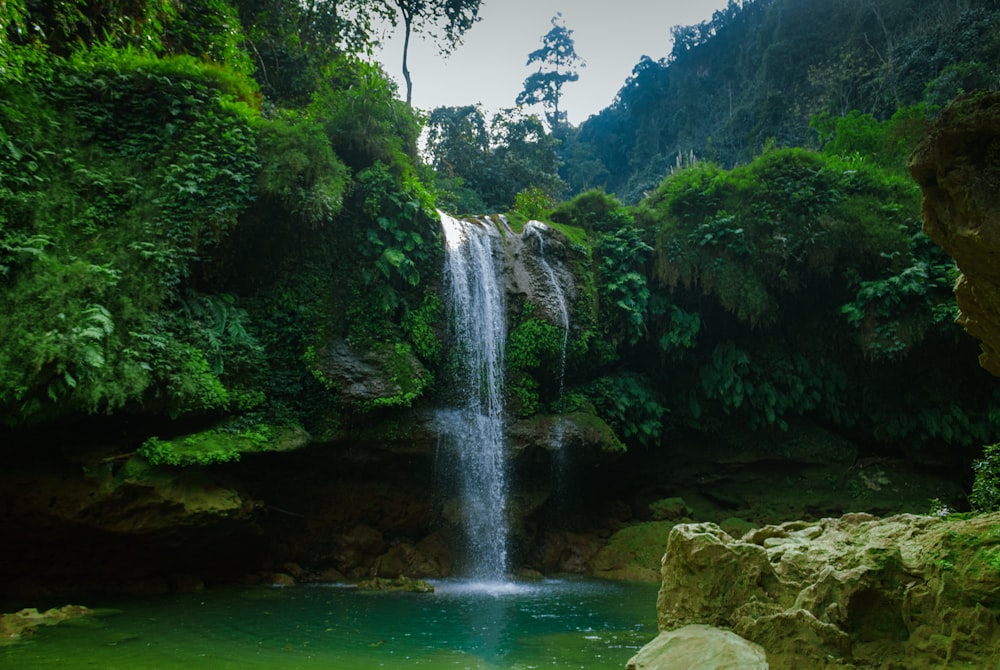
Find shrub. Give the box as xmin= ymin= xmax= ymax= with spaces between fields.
xmin=971 ymin=443 xmax=1000 ymax=512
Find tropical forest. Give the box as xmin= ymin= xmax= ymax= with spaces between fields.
xmin=1 ymin=0 xmax=1000 ymax=667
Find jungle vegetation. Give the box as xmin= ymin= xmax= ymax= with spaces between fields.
xmin=1 ymin=0 xmax=998 ymax=507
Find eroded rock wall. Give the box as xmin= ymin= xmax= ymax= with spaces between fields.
xmin=911 ymin=92 xmax=1000 ymax=376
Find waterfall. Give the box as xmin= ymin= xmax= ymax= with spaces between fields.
xmin=523 ymin=221 xmax=572 ymax=521
xmin=439 ymin=212 xmax=510 ymax=580
xmin=523 ymin=221 xmax=570 ymax=416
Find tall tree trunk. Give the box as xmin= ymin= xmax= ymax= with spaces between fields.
xmin=402 ymin=14 xmax=414 ymax=105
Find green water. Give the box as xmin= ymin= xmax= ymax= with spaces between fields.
xmin=2 ymin=579 xmax=659 ymax=669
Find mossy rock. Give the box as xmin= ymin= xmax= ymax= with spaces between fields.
xmin=355 ymin=575 xmax=435 ymax=593
xmin=510 ymin=409 xmax=625 ymax=458
xmin=138 ymin=423 xmax=310 ymax=466
xmin=0 ymin=605 xmax=93 ymax=645
xmin=310 ymin=338 xmax=431 ymax=411
xmin=591 ymin=521 xmax=675 ymax=581
xmin=649 ymin=497 xmax=694 ymax=521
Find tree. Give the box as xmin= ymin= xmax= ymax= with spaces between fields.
xmin=380 ymin=0 xmax=481 ymax=105
xmin=516 ymin=13 xmax=584 ymax=129
xmin=424 ymin=106 xmax=563 ymax=211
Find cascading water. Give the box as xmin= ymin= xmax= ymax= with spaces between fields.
xmin=438 ymin=211 xmax=510 ymax=581
xmin=523 ymin=221 xmax=570 ymax=416
xmin=523 ymin=221 xmax=572 ymax=519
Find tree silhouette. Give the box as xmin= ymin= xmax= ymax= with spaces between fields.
xmin=516 ymin=13 xmax=584 ymax=129
xmin=382 ymin=0 xmax=482 ymax=105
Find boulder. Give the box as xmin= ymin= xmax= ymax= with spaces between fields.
xmin=372 ymin=541 xmax=447 ymax=579
xmin=591 ymin=521 xmax=676 ymax=581
xmin=0 ymin=605 xmax=92 ymax=645
xmin=509 ymin=410 xmax=625 ymax=460
xmin=910 ymin=91 xmax=1000 ymax=376
xmin=653 ymin=513 xmax=1000 ymax=669
xmin=649 ymin=497 xmax=693 ymax=521
xmin=355 ymin=575 xmax=434 ymax=593
xmin=315 ymin=338 xmax=430 ymax=408
xmin=627 ymin=625 xmax=768 ymax=670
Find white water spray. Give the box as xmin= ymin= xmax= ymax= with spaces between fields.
xmin=439 ymin=212 xmax=510 ymax=580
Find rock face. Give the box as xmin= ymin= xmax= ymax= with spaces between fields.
xmin=502 ymin=219 xmax=577 ymax=329
xmin=647 ymin=513 xmax=1000 ymax=669
xmin=911 ymin=92 xmax=1000 ymax=377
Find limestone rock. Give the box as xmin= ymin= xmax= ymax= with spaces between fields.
xmin=626 ymin=625 xmax=768 ymax=670
xmin=535 ymin=530 xmax=605 ymax=574
xmin=655 ymin=512 xmax=1000 ymax=669
xmin=355 ymin=575 xmax=434 ymax=593
xmin=0 ymin=605 xmax=92 ymax=645
xmin=910 ymin=92 xmax=1000 ymax=376
xmin=657 ymin=523 xmax=781 ymax=630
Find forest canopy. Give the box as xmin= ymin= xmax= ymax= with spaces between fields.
xmin=0 ymin=0 xmax=997 ymax=503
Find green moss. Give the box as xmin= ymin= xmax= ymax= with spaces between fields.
xmin=138 ymin=421 xmax=308 ymax=466
xmin=508 ymin=316 xmax=565 ymax=372
xmin=402 ymin=294 xmax=445 ymax=364
xmin=562 ymin=408 xmax=626 ymax=454
xmin=361 ymin=341 xmax=432 ymax=411
xmin=139 ymin=433 xmax=244 ymax=467
xmin=591 ymin=521 xmax=675 ymax=581
xmin=976 ymin=545 xmax=1000 ymax=575
xmin=507 ymin=375 xmax=541 ymax=418
xmin=546 ymin=221 xmax=589 ymax=249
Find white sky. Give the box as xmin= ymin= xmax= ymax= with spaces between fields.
xmin=374 ymin=1 xmax=731 ymax=126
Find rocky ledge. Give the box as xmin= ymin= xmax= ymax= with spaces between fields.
xmin=911 ymin=91 xmax=1000 ymax=377
xmin=633 ymin=512 xmax=1000 ymax=669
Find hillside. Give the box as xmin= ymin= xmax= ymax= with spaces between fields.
xmin=566 ymin=0 xmax=1000 ymax=202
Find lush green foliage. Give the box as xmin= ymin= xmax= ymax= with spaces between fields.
xmin=0 ymin=0 xmax=996 ymax=496
xmin=583 ymin=148 xmax=1000 ymax=454
xmin=550 ymin=189 xmax=631 ymax=233
xmin=312 ymin=57 xmax=422 ymax=172
xmin=426 ymin=105 xmax=564 ymax=212
xmin=235 ymin=0 xmax=381 ymax=104
xmin=594 ymin=227 xmax=652 ymax=346
xmin=0 ymin=50 xmax=263 ymax=422
xmin=641 ymin=149 xmax=919 ymax=326
xmin=351 ymin=161 xmax=440 ymax=314
xmin=0 ymin=10 xmax=448 ymax=436
xmin=971 ymin=443 xmax=1000 ymax=512
xmin=253 ymin=114 xmax=349 ymax=226
xmin=571 ymin=0 xmax=1000 ymax=202
xmin=586 ymin=375 xmax=666 ymax=449
xmin=811 ymin=105 xmax=934 ymax=169
xmin=139 ymin=433 xmax=243 ymax=466
xmin=506 ymin=313 xmax=565 ymax=417
xmin=4 ymin=0 xmax=254 ymax=75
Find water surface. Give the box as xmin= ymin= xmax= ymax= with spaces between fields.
xmin=2 ymin=578 xmax=658 ymax=669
